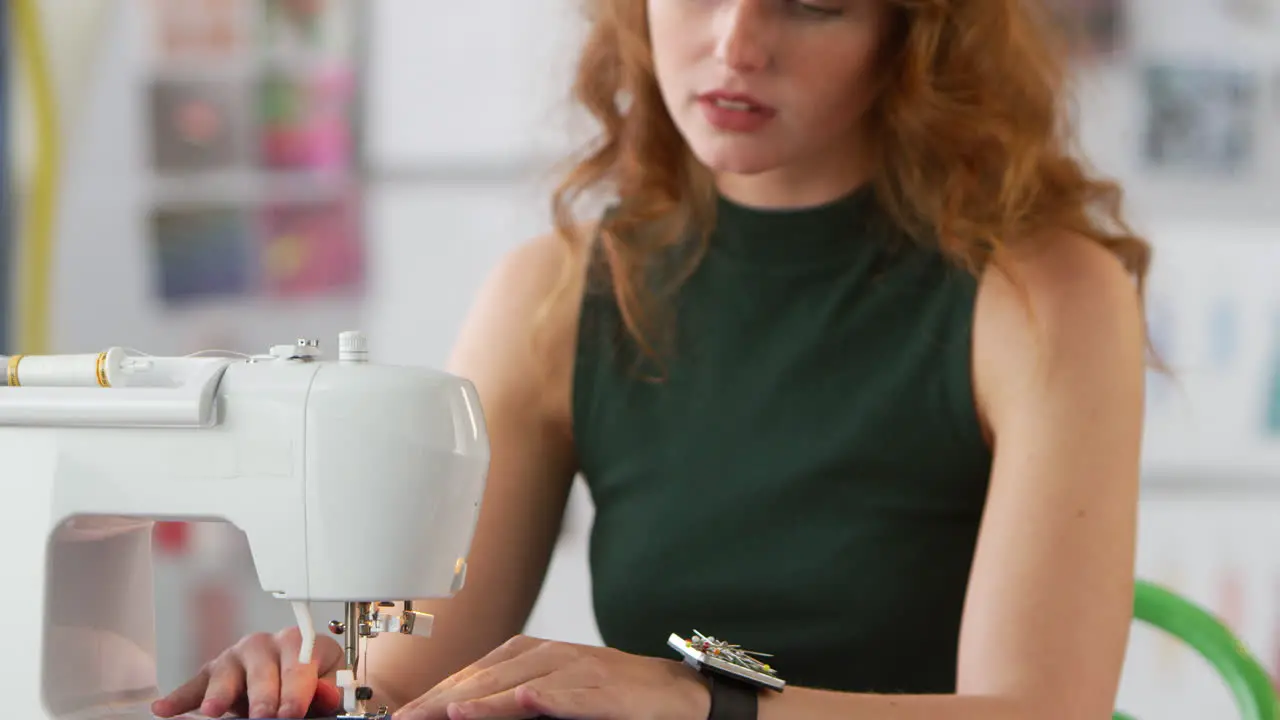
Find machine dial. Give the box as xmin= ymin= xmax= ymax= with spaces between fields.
xmin=338 ymin=330 xmax=369 ymax=363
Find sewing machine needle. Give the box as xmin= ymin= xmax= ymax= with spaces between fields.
xmin=360 ymin=638 xmax=370 ymax=702
xmin=344 ymin=602 xmax=360 ymax=672
xmin=342 ymin=602 xmax=364 ymax=714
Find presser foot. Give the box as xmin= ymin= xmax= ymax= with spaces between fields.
xmin=331 ymin=601 xmax=434 ymax=720
xmin=334 ymin=669 xmax=378 ymax=718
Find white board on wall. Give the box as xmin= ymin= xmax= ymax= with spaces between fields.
xmin=1139 ymin=222 xmax=1280 ymax=484
xmin=364 ymin=0 xmax=589 ymax=171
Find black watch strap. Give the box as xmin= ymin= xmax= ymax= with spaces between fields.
xmin=705 ymin=672 xmax=759 ymax=720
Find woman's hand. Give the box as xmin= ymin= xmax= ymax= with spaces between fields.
xmin=393 ymin=635 xmax=711 ymax=720
xmin=151 ymin=626 xmax=345 ymax=719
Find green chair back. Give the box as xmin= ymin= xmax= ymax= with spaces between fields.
xmin=1114 ymin=579 xmax=1279 ymax=720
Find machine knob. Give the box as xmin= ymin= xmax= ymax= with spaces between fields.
xmin=339 ymin=330 xmax=369 ymax=363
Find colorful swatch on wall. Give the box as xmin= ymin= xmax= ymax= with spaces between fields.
xmin=257 ymin=67 xmax=354 ymax=172
xmin=152 ymin=0 xmax=246 ymax=58
xmin=258 ymin=195 xmax=363 ymax=298
xmin=149 ymin=79 xmax=248 ymax=173
xmin=151 ymin=207 xmax=255 ymax=304
xmin=260 ymin=0 xmax=353 ymax=56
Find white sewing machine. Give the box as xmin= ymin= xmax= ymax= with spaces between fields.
xmin=0 ymin=331 xmax=490 ymax=719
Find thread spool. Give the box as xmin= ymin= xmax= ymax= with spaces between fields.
xmin=2 ymin=347 xmax=127 ymax=387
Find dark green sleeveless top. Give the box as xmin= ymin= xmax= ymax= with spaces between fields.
xmin=571 ymin=186 xmax=993 ymax=694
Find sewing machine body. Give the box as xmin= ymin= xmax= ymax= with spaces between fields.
xmin=1 ymin=335 xmax=489 ymax=719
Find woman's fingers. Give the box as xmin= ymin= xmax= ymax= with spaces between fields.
xmin=399 ymin=638 xmax=567 ymax=720
xmin=400 ymin=647 xmax=612 ymax=720
xmin=238 ymin=634 xmax=283 ymax=719
xmin=496 ymin=684 xmax=621 ymax=720
xmin=150 ymin=666 xmax=212 ymax=718
xmin=152 ymin=631 xmax=346 ymax=720
xmin=443 ymin=678 xmax=622 ymax=720
xmin=275 ymin=628 xmax=323 ymax=719
xmin=414 ymin=635 xmax=550 ymax=707
xmin=200 ymin=657 xmax=249 ymax=719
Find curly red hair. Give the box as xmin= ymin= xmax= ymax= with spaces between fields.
xmin=544 ymin=0 xmax=1151 ymax=368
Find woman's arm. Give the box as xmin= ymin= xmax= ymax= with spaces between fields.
xmin=760 ymin=233 xmax=1147 ymax=720
xmin=364 ymin=232 xmax=584 ymax=711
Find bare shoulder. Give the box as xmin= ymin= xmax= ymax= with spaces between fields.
xmin=448 ymin=226 xmax=593 ymax=429
xmin=972 ymin=231 xmax=1147 ymax=435
xmin=474 ymin=230 xmax=585 ymax=317
xmin=956 ymin=232 xmax=1147 ymax=715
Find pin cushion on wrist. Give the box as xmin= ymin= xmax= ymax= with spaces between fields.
xmin=668 ymin=631 xmax=785 ymax=720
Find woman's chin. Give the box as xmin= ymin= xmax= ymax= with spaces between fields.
xmin=690 ymin=142 xmax=783 ymax=177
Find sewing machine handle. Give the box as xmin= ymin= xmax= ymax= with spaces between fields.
xmin=0 ymin=355 xmax=228 ymax=427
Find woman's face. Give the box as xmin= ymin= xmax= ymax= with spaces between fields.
xmin=647 ymin=0 xmax=892 ymax=187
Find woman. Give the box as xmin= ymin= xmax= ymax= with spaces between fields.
xmin=154 ymin=0 xmax=1149 ymax=718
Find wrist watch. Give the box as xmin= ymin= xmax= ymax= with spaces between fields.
xmin=668 ymin=631 xmax=785 ymax=720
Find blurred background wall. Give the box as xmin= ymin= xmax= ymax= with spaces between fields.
xmin=5 ymin=1 xmax=1280 ymax=719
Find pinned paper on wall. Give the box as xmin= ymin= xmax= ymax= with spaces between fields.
xmin=140 ymin=0 xmax=367 ymax=309
xmin=1042 ymin=0 xmax=1128 ymax=61
xmin=1141 ymin=63 xmax=1260 ymax=177
xmin=257 ymin=66 xmax=355 ymax=172
xmin=149 ymin=79 xmax=249 ymax=174
xmin=260 ymin=0 xmax=354 ymax=57
xmin=259 ymin=194 xmax=364 ymax=299
xmin=151 ymin=0 xmax=247 ymax=58
xmin=1127 ymin=499 xmax=1280 ymax=720
xmin=150 ymin=207 xmax=256 ymax=304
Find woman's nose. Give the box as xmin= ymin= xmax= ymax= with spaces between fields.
xmin=715 ymin=2 xmax=771 ymax=73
